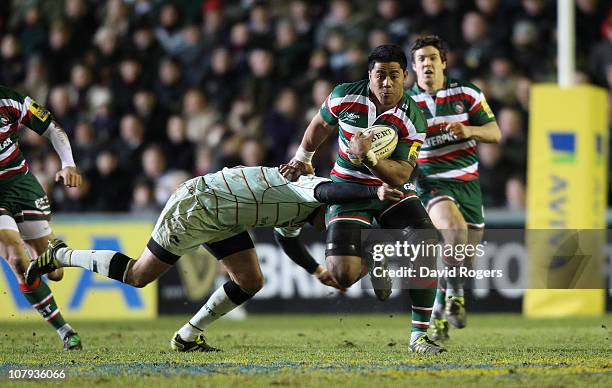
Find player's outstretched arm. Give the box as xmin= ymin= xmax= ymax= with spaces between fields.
xmin=314 ymin=182 xmax=403 ymax=204
xmin=273 ymin=229 xmax=345 ymax=291
xmin=443 ymin=121 xmax=501 ymax=143
xmin=348 ymin=131 xmax=415 ymax=187
xmin=43 ymin=121 xmax=82 ymax=187
xmin=280 ymin=112 xmax=336 ymax=181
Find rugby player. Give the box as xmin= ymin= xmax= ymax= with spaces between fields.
xmin=281 ymin=45 xmax=444 ymax=353
xmin=26 ymin=165 xmax=403 ymax=351
xmin=0 ymin=85 xmax=83 ymax=350
xmin=407 ymin=35 xmax=501 ymax=340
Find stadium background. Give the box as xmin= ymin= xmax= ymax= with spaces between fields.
xmin=0 ymin=0 xmax=611 ymax=320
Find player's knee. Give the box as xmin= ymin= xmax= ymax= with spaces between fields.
xmin=232 ymin=272 xmax=264 ymax=294
xmin=327 ymin=258 xmax=359 ymax=288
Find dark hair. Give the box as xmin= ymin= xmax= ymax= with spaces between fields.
xmin=368 ymin=44 xmax=407 ymax=71
xmin=410 ymin=35 xmax=448 ymax=63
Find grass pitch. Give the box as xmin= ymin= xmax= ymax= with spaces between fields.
xmin=1 ymin=313 xmax=611 ymax=387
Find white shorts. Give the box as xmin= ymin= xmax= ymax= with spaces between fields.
xmin=150 ymin=179 xmax=246 ymax=258
xmin=0 ymin=215 xmax=51 ymax=240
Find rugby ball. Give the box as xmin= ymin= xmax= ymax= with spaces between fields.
xmin=348 ymin=125 xmax=398 ymax=165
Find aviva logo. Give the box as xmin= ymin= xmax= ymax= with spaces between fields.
xmin=549 ymin=132 xmax=576 ymax=164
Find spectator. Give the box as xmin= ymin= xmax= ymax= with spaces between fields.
xmin=203 ymin=46 xmax=238 ymax=114
xmin=88 ymin=149 xmax=132 ymax=211
xmin=115 ymin=114 xmax=147 ymax=175
xmin=0 ymin=34 xmax=25 ymax=86
xmin=182 ymin=88 xmax=220 ymax=146
xmin=153 ymin=57 xmax=185 ymax=113
xmin=263 ymin=88 xmax=301 ymax=165
xmin=163 ymin=115 xmax=196 ymax=172
xmin=132 ymin=89 xmax=168 ymax=143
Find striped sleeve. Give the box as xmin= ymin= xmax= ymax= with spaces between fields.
xmin=465 ymin=84 xmax=496 ymax=126
xmin=319 ymin=85 xmax=343 ymax=126
xmin=390 ymin=99 xmax=427 ymax=166
xmin=19 ymin=94 xmax=53 ymax=135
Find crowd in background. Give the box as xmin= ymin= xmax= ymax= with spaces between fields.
xmin=0 ymin=0 xmax=610 ymax=213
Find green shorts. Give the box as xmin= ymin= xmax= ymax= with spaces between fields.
xmin=0 ymin=172 xmax=51 ymax=222
xmin=325 ymin=181 xmax=420 ymax=228
xmin=416 ymin=178 xmax=484 ymax=228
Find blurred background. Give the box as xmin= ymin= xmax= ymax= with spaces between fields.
xmin=0 ymin=0 xmax=608 ymax=213
xmin=0 ymin=0 xmax=610 ymax=318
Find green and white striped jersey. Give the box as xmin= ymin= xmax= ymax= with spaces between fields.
xmin=319 ymin=79 xmax=427 ymax=185
xmin=407 ymin=77 xmax=496 ymax=181
xmin=0 ymin=86 xmax=53 ymax=184
xmin=200 ymin=166 xmax=329 ymax=237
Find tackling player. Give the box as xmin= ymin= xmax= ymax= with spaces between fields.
xmin=407 ymin=35 xmax=501 ymax=340
xmin=281 ymin=45 xmax=444 ymax=353
xmin=26 ymin=165 xmax=403 ymax=351
xmin=0 ymin=85 xmax=83 ymax=350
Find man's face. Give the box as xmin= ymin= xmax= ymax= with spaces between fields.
xmin=412 ymin=46 xmax=446 ymax=88
xmin=368 ymin=61 xmax=407 ymax=107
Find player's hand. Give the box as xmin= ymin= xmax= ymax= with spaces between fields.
xmin=280 ymin=160 xmax=313 ymax=181
xmin=315 ymin=266 xmax=346 ymax=292
xmin=377 ymin=184 xmax=403 ymax=202
xmin=348 ymin=130 xmax=373 ymax=160
xmin=443 ymin=121 xmax=472 ymax=140
xmin=55 ymin=166 xmax=82 ymax=188
xmin=46 ymin=268 xmax=64 ymax=282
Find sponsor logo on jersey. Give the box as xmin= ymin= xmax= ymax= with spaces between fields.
xmin=454 ymin=101 xmax=465 ymax=114
xmin=549 ymin=132 xmax=576 ymax=164
xmin=343 ymin=112 xmax=360 ymax=123
xmin=0 ymin=137 xmax=13 ymax=151
xmin=0 ymin=114 xmax=11 ymax=126
xmin=28 ymin=100 xmax=50 ymax=122
xmin=481 ymin=97 xmax=495 ymax=119
xmin=35 ymin=196 xmax=51 ymax=210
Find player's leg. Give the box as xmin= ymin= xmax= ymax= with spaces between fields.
xmin=22 ymin=222 xmax=64 ymax=281
xmin=0 ymin=215 xmax=81 ymax=350
xmin=378 ymin=198 xmax=445 ymax=352
xmin=428 ymin=198 xmax=469 ymax=328
xmin=173 ymin=231 xmax=261 ymax=352
xmin=325 ymin=222 xmax=366 ymax=289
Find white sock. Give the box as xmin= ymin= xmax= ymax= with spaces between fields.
xmin=57 ymin=248 xmax=117 ymax=277
xmin=410 ymin=331 xmax=426 ymax=344
xmin=56 ymin=323 xmax=73 ymax=339
xmin=178 ymin=285 xmax=239 ymax=341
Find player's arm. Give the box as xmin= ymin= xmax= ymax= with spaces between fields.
xmin=273 ymin=228 xmax=345 ymax=291
xmin=280 ymin=112 xmax=336 ymax=180
xmin=42 ymin=121 xmax=82 ymax=187
xmin=314 ymin=181 xmax=403 ymax=203
xmin=444 ymin=120 xmax=501 ymax=143
xmin=445 ymin=88 xmax=501 ymax=144
xmin=348 ymin=131 xmax=415 ymax=187
xmin=17 ymin=93 xmax=82 ymax=188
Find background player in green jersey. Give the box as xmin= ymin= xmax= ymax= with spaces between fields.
xmin=27 ymin=165 xmax=404 ymax=351
xmin=0 ymin=85 xmax=83 ymax=349
xmin=282 ymin=45 xmax=445 ymax=354
xmin=407 ymin=36 xmax=501 ymax=340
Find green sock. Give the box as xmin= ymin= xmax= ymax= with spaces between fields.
xmin=410 ymin=288 xmax=436 ymax=335
xmin=20 ymin=278 xmax=72 ymax=338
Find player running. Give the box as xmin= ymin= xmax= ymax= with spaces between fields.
xmin=407 ymin=36 xmax=501 ymax=340
xmin=281 ymin=45 xmax=444 ymax=353
xmin=0 ymin=85 xmax=83 ymax=350
xmin=26 ymin=165 xmax=403 ymax=351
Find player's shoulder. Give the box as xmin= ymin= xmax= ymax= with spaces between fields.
xmin=331 ymin=79 xmax=369 ymax=98
xmin=447 ymin=77 xmax=483 ymax=95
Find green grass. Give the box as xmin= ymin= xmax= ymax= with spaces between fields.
xmin=1 ymin=314 xmax=611 ymax=387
